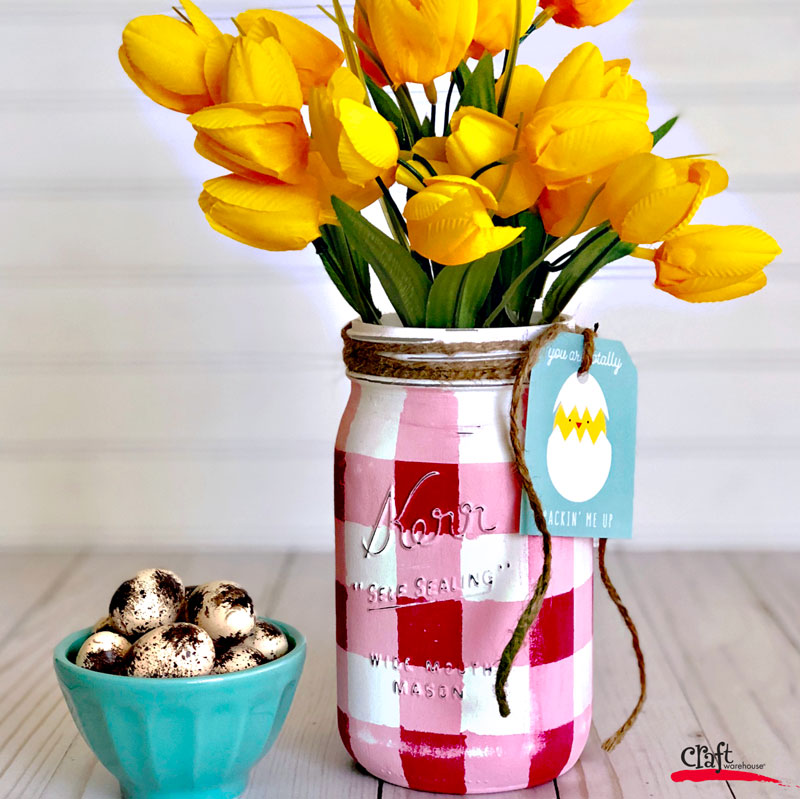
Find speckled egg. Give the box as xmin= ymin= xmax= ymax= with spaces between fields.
xmin=212 ymin=645 xmax=268 ymax=674
xmin=240 ymin=621 xmax=289 ymax=662
xmin=128 ymin=623 xmax=215 ymax=678
xmin=76 ymin=631 xmax=132 ymax=674
xmin=92 ymin=615 xmax=123 ymax=635
xmin=186 ymin=581 xmax=255 ymax=643
xmin=109 ymin=568 xmax=185 ymax=637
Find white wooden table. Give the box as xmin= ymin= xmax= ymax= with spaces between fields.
xmin=0 ymin=550 xmax=797 ymax=798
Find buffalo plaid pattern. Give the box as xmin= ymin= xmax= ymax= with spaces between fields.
xmin=334 ymin=380 xmax=593 ymax=793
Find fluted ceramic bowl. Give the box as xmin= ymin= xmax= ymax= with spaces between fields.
xmin=53 ymin=618 xmax=306 ymax=799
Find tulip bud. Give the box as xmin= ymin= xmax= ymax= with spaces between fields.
xmin=190 ymin=104 xmax=309 ymax=183
xmin=199 ymin=174 xmax=321 ymax=251
xmin=468 ymin=0 xmax=538 ymax=59
xmin=120 ymin=2 xmax=224 ymax=113
xmin=602 ymin=153 xmax=728 ymax=244
xmin=235 ymin=9 xmax=344 ymax=102
xmin=446 ymin=108 xmax=543 ymax=218
xmin=404 ymin=176 xmax=524 ymax=266
xmin=649 ymin=225 xmax=781 ymax=303
xmin=539 ymin=0 xmax=635 ymax=28
xmin=309 ymin=68 xmax=399 ymax=187
xmin=360 ymin=0 xmax=478 ymax=85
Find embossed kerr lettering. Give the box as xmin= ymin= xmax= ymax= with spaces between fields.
xmin=362 ymin=471 xmax=496 ymax=558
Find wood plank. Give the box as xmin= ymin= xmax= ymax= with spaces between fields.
xmin=556 ymin=549 xmax=730 ymax=798
xmin=0 ymin=553 xmax=83 ymax=644
xmin=726 ymin=552 xmax=800 ymax=654
xmin=0 ymin=551 xmax=290 ymax=799
xmin=383 ymin=779 xmax=557 ymax=798
xmin=616 ymin=552 xmax=800 ymax=798
xmin=243 ymin=552 xmax=378 ymax=799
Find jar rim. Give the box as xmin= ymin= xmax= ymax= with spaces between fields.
xmin=348 ymin=313 xmax=573 ymax=348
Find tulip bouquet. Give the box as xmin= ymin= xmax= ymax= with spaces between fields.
xmin=120 ymin=0 xmax=781 ymax=328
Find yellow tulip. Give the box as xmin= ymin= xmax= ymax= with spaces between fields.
xmin=189 ymin=104 xmax=309 ymax=183
xmin=602 ymin=58 xmax=647 ymax=110
xmin=308 ymin=152 xmax=386 ymax=225
xmin=199 ymin=174 xmax=321 ymax=251
xmin=446 ymin=108 xmax=543 ymax=217
xmin=354 ymin=5 xmax=389 ymax=87
xmin=495 ymin=65 xmax=545 ymax=126
xmin=524 ymin=99 xmax=653 ymax=188
xmin=223 ymin=35 xmax=303 ymax=108
xmin=536 ymin=44 xmax=646 ymax=119
xmin=309 ymin=68 xmax=399 ymax=187
xmin=120 ymin=1 xmax=225 ymax=113
xmin=647 ymin=225 xmax=781 ymax=303
xmin=404 ymin=176 xmax=524 ymax=265
xmin=602 ymin=153 xmax=728 ymax=244
xmin=539 ymin=0 xmax=635 ymax=28
xmin=468 ymin=0 xmax=538 ymax=59
xmin=360 ymin=0 xmax=478 ymax=86
xmin=537 ymin=171 xmax=610 ymax=236
xmin=234 ymin=9 xmax=344 ymax=102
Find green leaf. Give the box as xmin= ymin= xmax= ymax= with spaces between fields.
xmin=454 ymin=54 xmax=497 ymax=115
xmin=541 ymin=232 xmax=635 ymax=323
xmin=332 ymin=196 xmax=431 ymax=327
xmin=652 ymin=115 xmax=678 ymax=147
xmin=366 ymin=77 xmax=407 ymax=147
xmin=314 ymin=240 xmax=359 ymax=313
xmin=426 ymin=264 xmax=470 ymax=327
xmin=455 ymin=251 xmax=502 ymax=327
xmin=453 ymin=62 xmax=471 ymax=93
xmin=496 ymin=212 xmax=546 ymax=322
xmin=319 ymin=226 xmax=381 ymax=324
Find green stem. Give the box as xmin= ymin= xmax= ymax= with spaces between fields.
xmin=411 ymin=154 xmax=437 ymax=177
xmin=394 ymin=85 xmax=422 ymax=139
xmin=497 ymin=0 xmax=522 ymax=118
xmin=548 ymin=223 xmax=611 ymax=271
xmin=377 ymin=177 xmax=407 ymax=236
xmin=471 ymin=160 xmax=505 ymax=181
xmin=483 ymin=184 xmax=606 ymax=326
xmin=519 ymin=6 xmax=556 ymax=44
xmin=443 ymin=74 xmax=458 ymax=136
xmin=398 ymin=159 xmax=428 ymax=187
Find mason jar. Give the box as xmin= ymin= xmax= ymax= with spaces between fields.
xmin=334 ymin=319 xmax=593 ymax=794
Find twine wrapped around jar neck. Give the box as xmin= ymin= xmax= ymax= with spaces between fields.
xmin=341 ymin=322 xmax=646 ymax=752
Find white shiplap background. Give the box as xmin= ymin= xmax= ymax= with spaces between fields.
xmin=0 ymin=0 xmax=797 ymax=551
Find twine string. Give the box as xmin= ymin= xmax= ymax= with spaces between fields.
xmin=597 ymin=538 xmax=648 ymax=751
xmin=341 ymin=323 xmax=647 ymax=751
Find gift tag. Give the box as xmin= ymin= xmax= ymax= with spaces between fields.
xmin=520 ymin=332 xmax=637 ymax=539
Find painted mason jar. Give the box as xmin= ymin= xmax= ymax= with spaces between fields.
xmin=334 ymin=320 xmax=593 ymax=794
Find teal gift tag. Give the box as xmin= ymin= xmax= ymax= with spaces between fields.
xmin=520 ymin=332 xmax=637 ymax=539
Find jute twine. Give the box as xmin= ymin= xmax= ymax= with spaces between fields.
xmin=342 ymin=323 xmax=647 ymax=753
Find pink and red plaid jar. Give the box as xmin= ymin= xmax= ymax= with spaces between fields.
xmin=334 ymin=323 xmax=593 ymax=794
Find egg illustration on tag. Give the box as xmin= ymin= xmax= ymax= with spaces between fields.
xmin=546 ymin=372 xmax=612 ymax=502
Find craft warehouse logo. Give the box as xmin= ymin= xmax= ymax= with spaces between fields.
xmin=670 ymin=741 xmax=795 ymax=787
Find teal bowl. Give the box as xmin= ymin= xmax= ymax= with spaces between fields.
xmin=53 ymin=618 xmax=306 ymax=799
